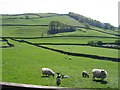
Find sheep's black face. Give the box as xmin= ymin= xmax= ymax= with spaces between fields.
xmin=52 ymin=74 xmax=55 ymax=77
xmin=101 ymin=71 xmax=107 ymax=78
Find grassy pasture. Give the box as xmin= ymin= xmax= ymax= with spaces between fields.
xmin=42 ymin=45 xmax=118 ymax=58
xmin=0 ymin=38 xmax=7 ymax=47
xmin=2 ymin=14 xmax=40 ymax=19
xmin=36 ymin=13 xmax=58 ymax=17
xmin=2 ymin=26 xmax=48 ymax=37
xmin=2 ymin=25 xmax=117 ymax=38
xmin=26 ymin=37 xmax=117 ymax=44
xmin=55 ymin=29 xmax=116 ymax=37
xmin=1 ymin=41 xmax=8 ymax=46
xmin=1 ymin=13 xmax=119 ymax=89
xmin=2 ymin=39 xmax=119 ymax=88
xmin=2 ymin=13 xmax=58 ymax=19
xmin=2 ymin=15 xmax=83 ymax=26
xmin=93 ymin=27 xmax=119 ymax=35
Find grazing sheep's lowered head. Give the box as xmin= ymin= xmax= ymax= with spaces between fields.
xmin=82 ymin=71 xmax=89 ymax=78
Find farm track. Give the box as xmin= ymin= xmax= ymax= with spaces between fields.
xmin=10 ymin=38 xmax=120 ymax=62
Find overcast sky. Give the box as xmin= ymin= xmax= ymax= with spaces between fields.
xmin=0 ymin=0 xmax=119 ymax=27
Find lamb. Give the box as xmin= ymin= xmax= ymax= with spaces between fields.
xmin=61 ymin=74 xmax=69 ymax=79
xmin=42 ymin=68 xmax=55 ymax=77
xmin=92 ymin=69 xmax=107 ymax=81
xmin=68 ymin=56 xmax=72 ymax=60
xmin=82 ymin=71 xmax=89 ymax=78
xmin=65 ymin=54 xmax=72 ymax=60
xmin=56 ymin=73 xmax=61 ymax=86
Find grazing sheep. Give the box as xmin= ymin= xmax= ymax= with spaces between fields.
xmin=42 ymin=68 xmax=55 ymax=77
xmin=82 ymin=71 xmax=89 ymax=78
xmin=65 ymin=54 xmax=72 ymax=60
xmin=56 ymin=73 xmax=61 ymax=86
xmin=92 ymin=69 xmax=107 ymax=81
xmin=65 ymin=54 xmax=67 ymax=59
xmin=68 ymin=56 xmax=72 ymax=60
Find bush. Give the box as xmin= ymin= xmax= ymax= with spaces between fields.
xmin=115 ymin=40 xmax=120 ymax=45
xmin=88 ymin=41 xmax=103 ymax=46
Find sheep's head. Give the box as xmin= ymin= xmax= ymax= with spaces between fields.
xmin=52 ymin=74 xmax=55 ymax=77
xmin=52 ymin=72 xmax=55 ymax=77
xmin=101 ymin=70 xmax=107 ymax=78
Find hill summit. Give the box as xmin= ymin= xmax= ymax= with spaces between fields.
xmin=68 ymin=12 xmax=116 ymax=30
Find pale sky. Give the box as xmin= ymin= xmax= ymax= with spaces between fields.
xmin=0 ymin=0 xmax=119 ymax=27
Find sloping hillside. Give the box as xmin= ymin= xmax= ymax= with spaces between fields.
xmin=1 ymin=12 xmax=119 ymax=37
xmin=2 ymin=13 xmax=83 ymax=26
xmin=68 ymin=12 xmax=116 ymax=30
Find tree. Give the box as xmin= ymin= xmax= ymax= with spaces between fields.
xmin=115 ymin=40 xmax=120 ymax=45
xmin=84 ymin=23 xmax=90 ymax=29
xmin=97 ymin=41 xmax=103 ymax=45
xmin=48 ymin=21 xmax=76 ymax=34
xmin=25 ymin=15 xmax=29 ymax=19
xmin=88 ymin=41 xmax=103 ymax=46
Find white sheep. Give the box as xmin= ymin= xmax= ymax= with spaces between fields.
xmin=92 ymin=69 xmax=107 ymax=81
xmin=64 ymin=54 xmax=72 ymax=60
xmin=42 ymin=68 xmax=55 ymax=77
xmin=82 ymin=71 xmax=89 ymax=78
xmin=68 ymin=56 xmax=72 ymax=60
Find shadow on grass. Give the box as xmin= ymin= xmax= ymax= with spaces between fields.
xmin=41 ymin=76 xmax=49 ymax=78
xmin=93 ymin=80 xmax=107 ymax=84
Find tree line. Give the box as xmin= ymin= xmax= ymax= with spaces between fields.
xmin=48 ymin=21 xmax=76 ymax=34
xmin=68 ymin=12 xmax=116 ymax=30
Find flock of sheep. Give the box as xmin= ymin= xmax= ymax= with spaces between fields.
xmin=41 ymin=67 xmax=107 ymax=86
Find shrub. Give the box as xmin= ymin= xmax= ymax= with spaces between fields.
xmin=88 ymin=41 xmax=103 ymax=46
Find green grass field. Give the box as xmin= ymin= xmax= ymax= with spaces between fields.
xmin=54 ymin=28 xmax=116 ymax=37
xmin=2 ymin=15 xmax=83 ymax=26
xmin=41 ymin=45 xmax=118 ymax=58
xmin=1 ymin=42 xmax=8 ymax=46
xmin=2 ymin=39 xmax=118 ymax=88
xmin=26 ymin=37 xmax=117 ymax=44
xmin=1 ymin=13 xmax=119 ymax=89
xmin=2 ymin=26 xmax=48 ymax=37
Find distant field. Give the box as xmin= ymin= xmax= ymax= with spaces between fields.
xmin=42 ymin=45 xmax=118 ymax=58
xmin=2 ymin=13 xmax=58 ymax=19
xmin=55 ymin=28 xmax=116 ymax=37
xmin=2 ymin=39 xmax=118 ymax=88
xmin=2 ymin=13 xmax=118 ymax=38
xmin=2 ymin=26 xmax=48 ymax=37
xmin=2 ymin=15 xmax=83 ymax=26
xmin=1 ymin=42 xmax=8 ymax=46
xmin=25 ymin=37 xmax=117 ymax=44
xmin=2 ymin=25 xmax=117 ymax=37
